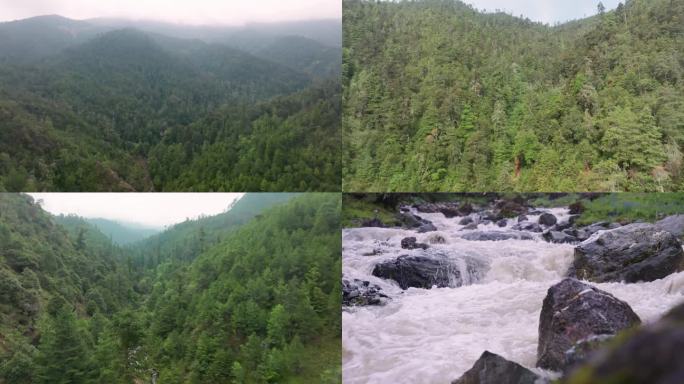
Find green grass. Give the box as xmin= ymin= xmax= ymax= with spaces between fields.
xmin=342 ymin=196 xmax=401 ymax=228
xmin=577 ymin=193 xmax=684 ymax=225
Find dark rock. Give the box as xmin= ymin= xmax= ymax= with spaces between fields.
xmin=400 ymin=237 xmax=429 ymax=250
xmin=566 ymin=301 xmax=684 ymax=383
xmin=568 ymin=201 xmax=585 ymax=215
xmin=536 ymin=278 xmax=641 ymax=371
xmin=494 ymin=199 xmax=529 ymax=218
xmin=657 ymin=215 xmax=684 ymax=239
xmin=362 ymin=248 xmax=383 ymax=256
xmin=451 ymin=351 xmax=539 ymax=384
xmin=563 ymin=334 xmax=614 ymax=375
xmin=517 ymin=215 xmax=528 ymax=223
xmin=568 ymin=215 xmax=579 ymax=225
xmin=511 ymin=222 xmax=542 ymax=233
xmin=496 ymin=219 xmax=508 ymax=227
xmin=372 ymin=254 xmax=485 ymax=289
xmin=342 ymin=279 xmax=389 ymax=306
xmin=457 ymin=203 xmax=474 ymax=216
xmin=460 ymin=223 xmax=478 ymax=231
xmin=417 ymin=223 xmax=437 ymax=233
xmin=483 ymin=211 xmax=503 ymax=222
xmin=459 ymin=217 xmax=474 ymax=225
xmin=397 ymin=212 xmax=422 ymax=228
xmin=554 ymin=220 xmax=573 ymax=231
xmin=361 ymin=218 xmax=385 ymax=228
xmin=460 ymin=231 xmax=533 ymax=241
xmin=538 ymin=213 xmax=558 ymax=227
xmin=542 ymin=230 xmax=578 ymax=244
xmin=568 ymin=223 xmax=684 ymax=283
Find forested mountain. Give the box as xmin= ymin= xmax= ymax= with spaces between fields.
xmin=0 ymin=16 xmax=341 ymax=192
xmin=343 ymin=0 xmax=684 ymax=192
xmin=71 ymin=218 xmax=159 ymax=245
xmin=0 ymin=193 xmax=341 ymax=383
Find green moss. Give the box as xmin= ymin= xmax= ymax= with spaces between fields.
xmin=342 ymin=196 xmax=402 ymax=228
xmin=576 ymin=193 xmax=684 ymax=226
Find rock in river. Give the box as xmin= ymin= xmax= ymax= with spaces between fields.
xmin=451 ymin=351 xmax=539 ymax=384
xmin=401 ymin=237 xmax=429 ymax=250
xmin=536 ymin=278 xmax=640 ymax=371
xmin=460 ymin=231 xmax=533 ymax=241
xmin=372 ymin=254 xmax=485 ymax=289
xmin=538 ymin=213 xmax=557 ymax=227
xmin=342 ymin=279 xmax=389 ymax=307
xmin=567 ymin=223 xmax=684 ymax=283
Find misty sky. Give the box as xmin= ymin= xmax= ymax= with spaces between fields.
xmin=29 ymin=193 xmax=244 ymax=228
xmin=0 ymin=0 xmax=341 ymax=25
xmin=465 ymin=0 xmax=621 ymax=24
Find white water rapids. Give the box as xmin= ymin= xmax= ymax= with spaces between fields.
xmin=342 ymin=207 xmax=684 ymax=384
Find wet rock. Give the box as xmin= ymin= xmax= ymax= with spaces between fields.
xmin=361 ymin=218 xmax=385 ymax=228
xmin=417 ymin=223 xmax=437 ymax=233
xmin=362 ymin=248 xmax=383 ymax=256
xmin=563 ymin=334 xmax=614 ymax=375
xmin=536 ymin=278 xmax=641 ymax=371
xmin=565 ymin=301 xmax=684 ymax=383
xmin=426 ymin=233 xmax=447 ymax=244
xmin=459 ymin=217 xmax=474 ymax=225
xmin=451 ymin=351 xmax=539 ymax=384
xmin=568 ymin=201 xmax=585 ymax=215
xmin=496 ymin=219 xmax=508 ymax=227
xmin=494 ymin=199 xmax=529 ymax=218
xmin=397 ymin=212 xmax=422 ymax=228
xmin=342 ymin=279 xmax=389 ymax=306
xmin=517 ymin=215 xmax=528 ymax=223
xmin=460 ymin=223 xmax=478 ymax=231
xmin=656 ymin=214 xmax=684 ymax=239
xmin=542 ymin=230 xmax=578 ymax=244
xmin=567 ymin=223 xmax=684 ymax=283
xmin=460 ymin=231 xmax=533 ymax=241
xmin=538 ymin=213 xmax=558 ymax=227
xmin=512 ymin=222 xmax=542 ymax=233
xmin=372 ymin=254 xmax=485 ymax=289
xmin=400 ymin=237 xmax=429 ymax=250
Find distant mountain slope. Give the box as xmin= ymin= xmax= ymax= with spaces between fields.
xmin=256 ymin=35 xmax=341 ymax=78
xmin=0 ymin=16 xmax=341 ymax=192
xmin=82 ymin=218 xmax=159 ymax=245
xmin=343 ymin=0 xmax=684 ymax=192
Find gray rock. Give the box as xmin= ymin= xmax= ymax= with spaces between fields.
xmin=517 ymin=215 xmax=528 ymax=223
xmin=400 ymin=237 xmax=429 ymax=250
xmin=538 ymin=213 xmax=558 ymax=227
xmin=568 ymin=223 xmax=684 ymax=283
xmin=451 ymin=351 xmax=539 ymax=384
xmin=563 ymin=334 xmax=615 ymax=375
xmin=460 ymin=223 xmax=479 ymax=231
xmin=342 ymin=279 xmax=389 ymax=306
xmin=417 ymin=223 xmax=438 ymax=233
xmin=459 ymin=217 xmax=474 ymax=225
xmin=512 ymin=222 xmax=542 ymax=233
xmin=461 ymin=231 xmax=533 ymax=241
xmin=565 ymin=301 xmax=684 ymax=383
xmin=656 ymin=215 xmax=684 ymax=239
xmin=536 ymin=278 xmax=641 ymax=371
xmin=372 ymin=254 xmax=485 ymax=289
xmin=426 ymin=233 xmax=447 ymax=244
xmin=496 ymin=219 xmax=508 ymax=227
xmin=361 ymin=218 xmax=385 ymax=228
xmin=542 ymin=230 xmax=578 ymax=244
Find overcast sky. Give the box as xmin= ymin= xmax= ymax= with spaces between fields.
xmin=465 ymin=0 xmax=621 ymax=24
xmin=0 ymin=0 xmax=341 ymax=25
xmin=29 ymin=193 xmax=244 ymax=228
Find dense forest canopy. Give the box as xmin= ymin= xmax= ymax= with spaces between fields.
xmin=0 ymin=16 xmax=342 ymax=192
xmin=0 ymin=193 xmax=341 ymax=383
xmin=342 ymin=0 xmax=684 ymax=192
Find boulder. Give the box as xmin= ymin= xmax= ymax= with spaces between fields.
xmin=512 ymin=222 xmax=542 ymax=233
xmin=565 ymin=301 xmax=684 ymax=383
xmin=568 ymin=201 xmax=585 ymax=215
xmin=538 ymin=213 xmax=558 ymax=227
xmin=372 ymin=254 xmax=485 ymax=289
xmin=542 ymin=230 xmax=578 ymax=244
xmin=459 ymin=217 xmax=474 ymax=225
xmin=342 ymin=279 xmax=389 ymax=306
xmin=400 ymin=237 xmax=429 ymax=250
xmin=656 ymin=214 xmax=684 ymax=239
xmin=496 ymin=219 xmax=508 ymax=227
xmin=426 ymin=233 xmax=447 ymax=244
xmin=563 ymin=334 xmax=614 ymax=375
xmin=361 ymin=218 xmax=385 ymax=228
xmin=451 ymin=351 xmax=539 ymax=384
xmin=397 ymin=212 xmax=422 ymax=228
xmin=536 ymin=278 xmax=641 ymax=371
xmin=567 ymin=223 xmax=684 ymax=283
xmin=517 ymin=215 xmax=528 ymax=223
xmin=417 ymin=223 xmax=437 ymax=233
xmin=460 ymin=231 xmax=533 ymax=241
xmin=460 ymin=223 xmax=479 ymax=231
xmin=494 ymin=199 xmax=529 ymax=218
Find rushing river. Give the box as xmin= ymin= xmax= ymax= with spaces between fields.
xmin=342 ymin=207 xmax=684 ymax=384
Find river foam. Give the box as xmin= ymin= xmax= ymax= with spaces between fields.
xmin=342 ymin=207 xmax=684 ymax=384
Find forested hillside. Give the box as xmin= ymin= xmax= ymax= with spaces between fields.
xmin=0 ymin=16 xmax=341 ymax=192
xmin=0 ymin=193 xmax=341 ymax=383
xmin=343 ymin=0 xmax=684 ymax=192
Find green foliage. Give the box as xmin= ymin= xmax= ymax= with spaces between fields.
xmin=0 ymin=19 xmax=341 ymax=191
xmin=343 ymin=0 xmax=684 ymax=192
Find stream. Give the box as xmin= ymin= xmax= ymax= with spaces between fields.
xmin=342 ymin=207 xmax=684 ymax=384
